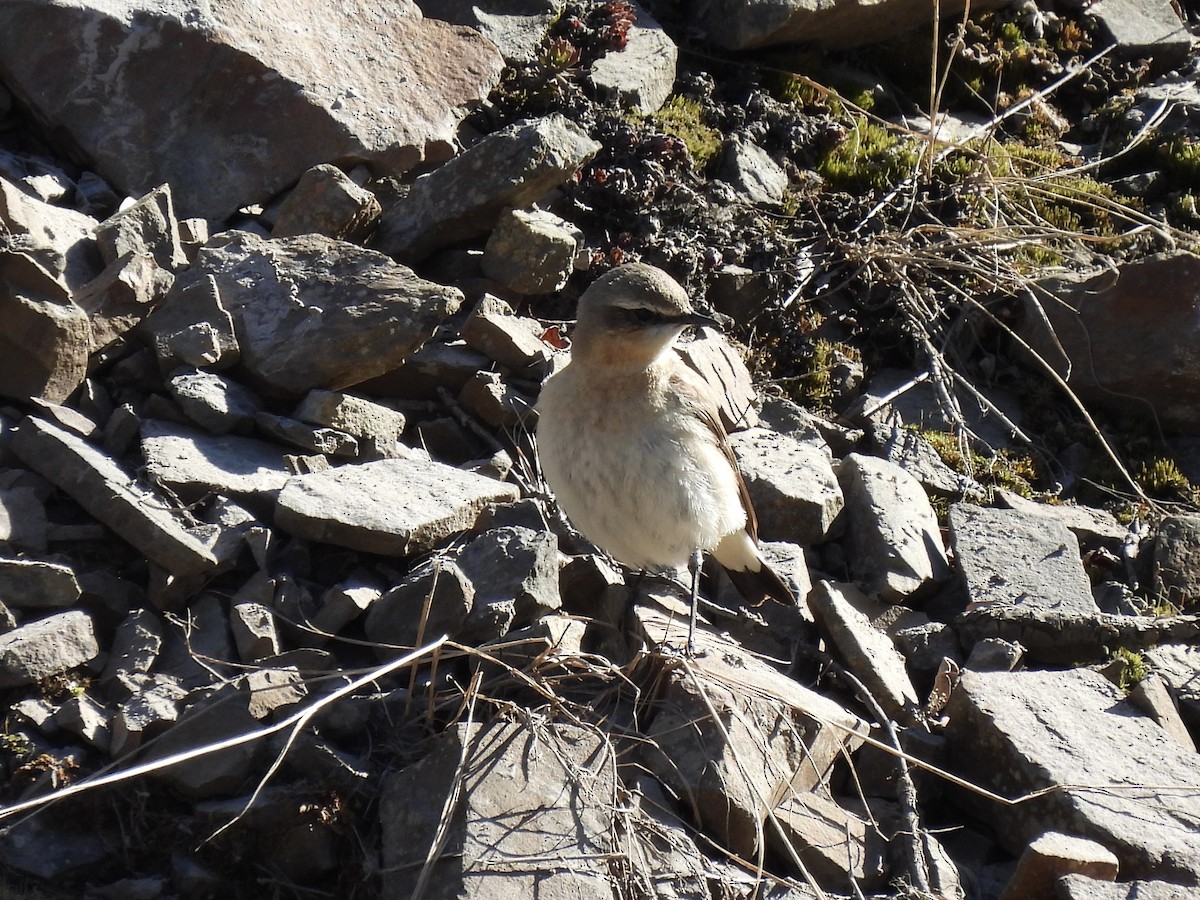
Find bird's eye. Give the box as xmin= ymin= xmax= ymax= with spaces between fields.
xmin=628 ymin=307 xmax=660 ymax=325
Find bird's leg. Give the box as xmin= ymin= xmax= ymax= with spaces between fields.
xmin=687 ymin=548 xmax=703 ymax=657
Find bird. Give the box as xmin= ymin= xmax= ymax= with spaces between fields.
xmin=535 ymin=262 xmax=795 ymax=653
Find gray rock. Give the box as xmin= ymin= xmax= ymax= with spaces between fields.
xmin=872 ymin=422 xmax=983 ymax=498
xmin=1153 ymin=514 xmax=1200 ymax=609
xmin=636 ymin=592 xmax=868 ymax=858
xmin=944 ymin=668 xmax=1200 ymax=882
xmin=275 ymin=456 xmax=519 ymax=555
xmin=173 ymin=231 xmax=463 ymax=396
xmin=101 ymin=608 xmax=164 ymax=687
xmin=0 ymin=253 xmax=93 ymax=404
xmin=1088 ymin=0 xmax=1194 ymax=71
xmin=1056 ymin=876 xmax=1200 ymax=899
xmin=374 ymin=114 xmax=601 ymax=262
xmin=231 ymin=599 xmax=282 ymax=662
xmin=74 ymin=251 xmax=175 ymax=352
xmin=0 ymin=174 xmax=102 ymax=292
xmin=0 ymin=812 xmax=110 ymax=880
xmin=379 ymin=719 xmax=617 ymax=898
xmin=0 ymin=1 xmax=504 ymax=220
xmin=963 ymin=637 xmax=1023 ymax=672
xmin=365 ymin=558 xmax=475 ymax=650
xmin=998 ymin=831 xmax=1119 ymax=900
xmin=255 ymin=412 xmax=360 ymax=458
xmin=1127 ymin=673 xmax=1197 ymax=752
xmin=719 ymin=137 xmax=788 ymax=206
xmin=141 ymin=419 xmax=292 ymax=500
xmin=810 ymin=581 xmax=922 ymax=725
xmin=481 ymin=207 xmax=582 ymax=295
xmin=310 ymin=571 xmax=382 ymax=640
xmin=0 ymin=556 xmax=80 ymax=609
xmin=893 ymin=620 xmax=964 ymax=677
xmin=139 ymin=273 xmax=240 ymax=372
xmin=691 ymin=0 xmax=1006 ymax=49
xmin=457 ymin=526 xmax=560 ymax=641
xmin=759 ymin=394 xmax=862 ymax=456
xmin=12 ymin=416 xmax=220 ymax=576
xmin=1022 ymin=253 xmax=1200 ymax=433
xmin=994 ymin=489 xmax=1128 ymax=551
xmin=272 ymin=164 xmax=381 ymax=241
xmin=589 ymin=2 xmax=677 ymax=114
xmin=245 ymin=666 xmax=307 ymax=719
xmin=415 ymin=0 xmax=562 ymax=62
xmin=167 ymin=368 xmax=262 ymax=435
xmin=292 ymin=389 xmax=407 ymax=458
xmin=53 ymin=692 xmax=112 ymax=751
xmin=110 ymin=677 xmax=185 ymax=756
xmin=379 ymin=340 xmax=491 ymax=400
xmin=457 ymin=370 xmax=536 ymax=428
xmin=94 ymin=183 xmax=188 ymax=271
xmin=0 ymin=484 xmax=48 ymax=552
xmin=728 ymin=427 xmax=844 ymax=545
xmin=460 ymin=294 xmax=555 ymax=377
xmin=146 ymin=691 xmax=260 ymax=797
xmin=838 ymin=453 xmax=949 ymax=601
xmin=1144 ymin=644 xmax=1200 ymax=735
xmin=0 ymin=610 xmax=99 ymax=686
xmin=948 ymin=503 xmax=1098 ymax=615
xmin=770 ymin=791 xmax=888 ymax=891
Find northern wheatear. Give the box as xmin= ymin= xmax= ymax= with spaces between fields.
xmin=536 ymin=262 xmax=795 ymax=651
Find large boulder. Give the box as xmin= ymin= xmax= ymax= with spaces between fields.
xmin=0 ymin=0 xmax=504 ymax=221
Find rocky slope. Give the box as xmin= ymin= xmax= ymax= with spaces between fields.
xmin=0 ymin=1 xmax=1199 ymax=898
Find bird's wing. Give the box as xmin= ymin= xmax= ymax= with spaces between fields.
xmin=668 ymin=368 xmax=760 ymax=543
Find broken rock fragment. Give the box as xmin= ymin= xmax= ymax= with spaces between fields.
xmin=0 ymin=610 xmax=99 ymax=687
xmin=172 ymin=231 xmax=463 ymax=396
xmin=272 ymin=164 xmax=381 ymax=241
xmin=275 ymin=456 xmax=520 ymax=556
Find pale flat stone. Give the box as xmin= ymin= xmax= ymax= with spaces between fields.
xmin=275 ymin=457 xmax=519 ymax=555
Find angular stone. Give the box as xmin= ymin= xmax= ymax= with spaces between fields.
xmin=74 ymin=251 xmax=174 ymax=351
xmin=481 ymin=207 xmax=582 ymax=295
xmin=377 ymin=340 xmax=491 ymax=400
xmin=139 ymin=274 xmax=240 ymax=372
xmin=275 ymin=456 xmax=519 ymax=556
xmin=292 ymin=389 xmax=407 ymax=458
xmin=1023 ymin=253 xmax=1200 ymax=433
xmin=310 ymin=571 xmax=382 ymax=640
xmin=1056 ymin=876 xmax=1199 ymax=899
xmin=636 ymin=592 xmax=868 ymax=858
xmin=589 ymin=2 xmax=677 ymax=114
xmin=0 ymin=813 xmax=110 ymax=880
xmin=460 ymin=294 xmax=554 ymax=376
xmin=691 ymin=0 xmax=1007 ymax=49
xmin=146 ymin=692 xmax=260 ymax=797
xmin=0 ymin=254 xmax=93 ymax=404
xmin=1144 ymin=644 xmax=1200 ymax=734
xmin=718 ymin=137 xmax=788 ymax=206
xmin=374 ymin=114 xmax=601 ymax=262
xmin=0 ymin=1 xmax=504 ymax=220
xmin=166 ymin=368 xmax=261 ymax=435
xmin=110 ymin=677 xmax=185 ymax=756
xmin=0 ymin=557 xmax=81 ymax=609
xmin=1127 ymin=673 xmax=1197 ymax=752
xmin=273 ymin=164 xmax=381 ymax=241
xmin=457 ymin=526 xmax=560 ymax=641
xmin=872 ymin=422 xmax=983 ymax=498
xmin=141 ymin=419 xmax=292 ymax=499
xmin=457 ymin=370 xmax=535 ymax=429
xmin=0 ymin=610 xmax=99 ymax=687
xmin=728 ymin=427 xmax=844 ymax=545
xmin=0 ymin=485 xmax=48 ymax=552
xmin=1153 ymin=514 xmax=1200 ymax=609
xmin=838 ymin=453 xmax=949 ymax=601
xmin=379 ymin=720 xmax=617 ymax=898
xmin=101 ymin=608 xmax=164 ymax=686
xmin=172 ymin=231 xmax=462 ymax=396
xmin=995 ymin=489 xmax=1128 ymax=551
xmin=414 ymin=0 xmax=561 ymax=62
xmin=12 ymin=416 xmax=220 ymax=576
xmin=53 ymin=692 xmax=112 ymax=752
xmin=230 ymin=600 xmax=281 ymax=663
xmin=254 ymin=412 xmax=360 ymax=458
xmin=949 ymin=503 xmax=1098 ymax=615
xmin=364 ymin=558 xmax=474 ymax=650
xmin=810 ymin=581 xmax=922 ymax=725
xmin=998 ymin=830 xmax=1119 ymax=900
xmin=0 ymin=175 xmax=102 ymax=292
xmin=1088 ymin=0 xmax=1193 ymax=70
xmin=944 ymin=668 xmax=1200 ymax=882
xmin=94 ymin=183 xmax=188 ymax=271
xmin=770 ymin=792 xmax=887 ymax=891
xmin=245 ymin=666 xmax=307 ymax=719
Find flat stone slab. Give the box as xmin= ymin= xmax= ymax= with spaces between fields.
xmin=141 ymin=419 xmax=292 ymax=498
xmin=0 ymin=610 xmax=100 ymax=687
xmin=12 ymin=416 xmax=219 ymax=576
xmin=275 ymin=457 xmax=519 ymax=555
xmin=949 ymin=503 xmax=1099 ymax=615
xmin=945 ymin=668 xmax=1200 ymax=883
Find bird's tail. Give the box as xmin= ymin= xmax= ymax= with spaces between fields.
xmin=712 ymin=530 xmax=797 ymax=606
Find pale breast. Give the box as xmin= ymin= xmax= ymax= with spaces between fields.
xmin=537 ymin=363 xmax=746 ymax=570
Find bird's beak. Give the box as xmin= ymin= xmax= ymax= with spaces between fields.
xmin=680 ymin=310 xmax=720 ymax=331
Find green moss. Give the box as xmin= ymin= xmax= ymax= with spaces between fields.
xmin=649 ymin=96 xmax=723 ymax=169
xmin=1162 ymin=137 xmax=1200 ymax=192
xmin=817 ymin=118 xmax=921 ymax=192
xmin=919 ymin=428 xmax=1040 ymax=497
xmin=1111 ymin=647 xmax=1149 ymax=691
xmin=1136 ymin=456 xmax=1192 ymax=501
